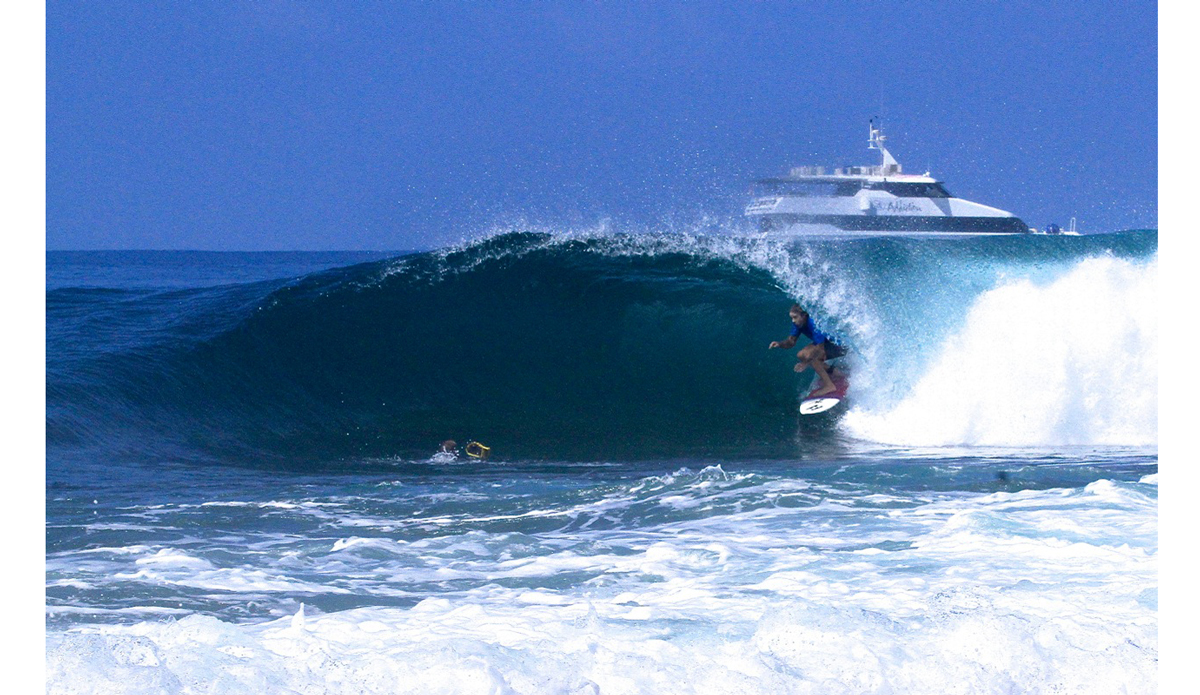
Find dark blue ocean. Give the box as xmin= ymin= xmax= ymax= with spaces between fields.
xmin=46 ymin=231 xmax=1158 ymax=694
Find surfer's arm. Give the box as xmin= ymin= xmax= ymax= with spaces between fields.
xmin=769 ymin=335 xmax=798 ymax=350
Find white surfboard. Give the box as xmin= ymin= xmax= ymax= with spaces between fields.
xmin=799 ymin=370 xmax=850 ymax=416
xmin=799 ymin=395 xmax=843 ymax=415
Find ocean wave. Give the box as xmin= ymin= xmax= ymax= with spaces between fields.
xmin=46 ymin=229 xmax=1158 ymax=463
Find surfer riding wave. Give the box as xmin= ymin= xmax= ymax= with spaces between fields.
xmin=769 ymin=304 xmax=847 ymax=397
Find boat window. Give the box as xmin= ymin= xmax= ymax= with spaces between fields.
xmin=755 ymin=181 xmax=862 ymax=197
xmin=880 ymin=182 xmax=953 ymax=198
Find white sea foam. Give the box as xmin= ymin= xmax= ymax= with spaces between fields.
xmin=844 ymin=254 xmax=1158 ymax=447
xmin=47 ymin=473 xmax=1156 ymax=694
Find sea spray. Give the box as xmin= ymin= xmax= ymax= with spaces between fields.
xmin=842 ymin=253 xmax=1157 ymax=446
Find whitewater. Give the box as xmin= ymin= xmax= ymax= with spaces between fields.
xmin=46 ymin=230 xmax=1157 ymax=694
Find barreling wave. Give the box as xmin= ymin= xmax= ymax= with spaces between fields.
xmin=47 ymin=229 xmax=1158 ymax=464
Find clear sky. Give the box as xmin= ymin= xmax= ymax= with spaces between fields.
xmin=47 ymin=1 xmax=1157 ymax=250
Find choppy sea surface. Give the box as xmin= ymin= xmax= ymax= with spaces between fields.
xmin=46 ymin=231 xmax=1158 ymax=694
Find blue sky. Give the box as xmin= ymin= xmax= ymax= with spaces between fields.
xmin=47 ymin=1 xmax=1157 ymax=250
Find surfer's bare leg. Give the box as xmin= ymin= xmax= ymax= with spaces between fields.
xmin=810 ymin=360 xmax=836 ymax=397
xmin=796 ymin=344 xmax=837 ymax=396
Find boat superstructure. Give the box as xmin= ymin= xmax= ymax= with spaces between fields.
xmin=745 ymin=122 xmax=1030 ymax=237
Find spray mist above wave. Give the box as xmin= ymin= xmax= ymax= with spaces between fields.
xmin=842 ymin=253 xmax=1157 ymax=447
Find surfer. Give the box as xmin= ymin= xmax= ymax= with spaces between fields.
xmin=769 ymin=304 xmax=846 ymax=397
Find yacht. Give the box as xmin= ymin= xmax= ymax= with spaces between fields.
xmin=745 ymin=122 xmax=1030 ymax=237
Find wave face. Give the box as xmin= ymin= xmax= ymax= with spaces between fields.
xmin=47 ymin=230 xmax=1158 ymax=464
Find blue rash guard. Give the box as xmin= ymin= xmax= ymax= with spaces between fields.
xmin=791 ymin=317 xmax=846 ymax=358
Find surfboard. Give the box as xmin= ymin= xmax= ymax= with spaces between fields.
xmin=799 ymin=369 xmax=850 ymax=415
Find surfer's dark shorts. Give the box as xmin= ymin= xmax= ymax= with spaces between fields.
xmin=821 ymin=342 xmax=847 ymax=360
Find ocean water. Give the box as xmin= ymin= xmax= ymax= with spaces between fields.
xmin=46 ymin=231 xmax=1158 ymax=694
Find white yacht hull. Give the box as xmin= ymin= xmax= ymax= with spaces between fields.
xmin=746 ymin=196 xmax=1030 ymax=238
